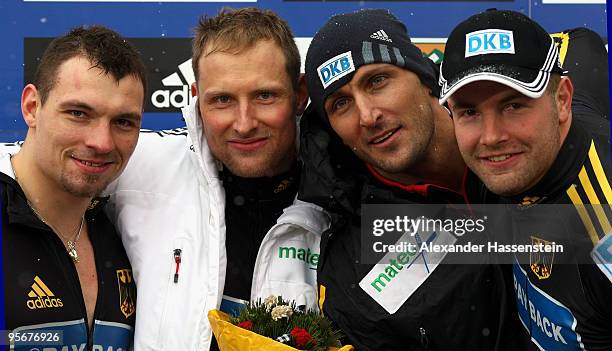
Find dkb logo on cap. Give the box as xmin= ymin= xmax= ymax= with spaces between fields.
xmin=465 ymin=29 xmax=515 ymax=58
xmin=317 ymin=51 xmax=355 ymax=89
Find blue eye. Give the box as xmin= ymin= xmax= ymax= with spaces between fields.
xmin=258 ymin=92 xmax=274 ymax=100
xmin=330 ymin=97 xmax=351 ymax=114
xmin=368 ymin=74 xmax=389 ymax=88
xmin=69 ymin=110 xmax=85 ymax=118
xmin=370 ymin=75 xmax=387 ymax=86
xmin=213 ymin=96 xmax=231 ymax=104
xmin=115 ymin=119 xmax=134 ymax=129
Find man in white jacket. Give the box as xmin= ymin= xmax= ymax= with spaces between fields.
xmin=104 ymin=8 xmax=323 ymax=350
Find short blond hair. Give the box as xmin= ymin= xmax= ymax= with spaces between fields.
xmin=192 ymin=8 xmax=300 ymax=90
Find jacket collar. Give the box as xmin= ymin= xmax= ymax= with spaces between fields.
xmin=0 ymin=153 xmax=42 ymax=228
xmin=0 ymin=153 xmax=109 ymax=226
xmin=181 ymin=99 xmax=223 ymax=184
xmin=365 ymin=163 xmax=470 ymax=201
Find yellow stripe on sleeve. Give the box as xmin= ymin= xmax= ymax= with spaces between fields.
xmin=578 ymin=167 xmax=612 ymax=235
xmin=567 ymin=184 xmax=600 ymax=245
xmin=588 ymin=141 xmax=612 ymax=205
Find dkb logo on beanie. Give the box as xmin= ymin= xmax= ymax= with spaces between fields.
xmin=317 ymin=51 xmax=355 ymax=89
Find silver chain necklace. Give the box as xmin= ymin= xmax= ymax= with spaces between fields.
xmin=11 ymin=156 xmax=85 ymax=263
xmin=28 ymin=203 xmax=85 ymax=263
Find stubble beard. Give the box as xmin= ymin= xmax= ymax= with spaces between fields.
xmin=368 ymin=102 xmax=435 ymax=176
xmin=222 ymin=147 xmax=296 ymax=178
xmin=476 ymin=105 xmax=561 ymax=197
xmin=60 ymin=171 xmax=109 ymax=198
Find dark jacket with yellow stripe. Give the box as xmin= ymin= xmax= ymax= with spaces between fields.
xmin=490 ymin=27 xmax=612 ymax=351
xmin=0 ymin=164 xmax=137 ymax=351
xmin=498 ymin=76 xmax=612 ymax=350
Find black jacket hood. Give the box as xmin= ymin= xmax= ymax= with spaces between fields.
xmin=297 ymin=104 xmax=368 ymax=215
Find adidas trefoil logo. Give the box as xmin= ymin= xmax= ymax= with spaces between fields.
xmin=370 ymin=29 xmax=392 ymax=43
xmin=26 ymin=276 xmax=63 ymax=310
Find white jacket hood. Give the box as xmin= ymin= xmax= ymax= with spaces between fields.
xmin=182 ymin=99 xmax=222 ymax=184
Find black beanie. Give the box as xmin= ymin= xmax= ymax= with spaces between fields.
xmin=305 ymin=9 xmax=439 ymax=120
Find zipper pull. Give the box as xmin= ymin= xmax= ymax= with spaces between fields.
xmin=419 ymin=327 xmax=429 ymax=349
xmin=173 ymin=249 xmax=182 ymax=283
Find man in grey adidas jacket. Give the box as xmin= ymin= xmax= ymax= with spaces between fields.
xmin=103 ymin=8 xmax=322 ymax=350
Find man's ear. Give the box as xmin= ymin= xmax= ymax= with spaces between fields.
xmin=191 ymin=82 xmax=198 ymax=98
xmin=556 ymin=77 xmax=573 ymax=125
xmin=296 ymin=74 xmax=309 ymax=116
xmin=21 ymin=84 xmax=40 ymax=128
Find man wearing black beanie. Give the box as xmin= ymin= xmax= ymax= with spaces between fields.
xmin=299 ymin=9 xmax=511 ymax=350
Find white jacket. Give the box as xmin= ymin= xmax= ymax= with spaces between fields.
xmin=104 ymin=101 xmax=328 ymax=350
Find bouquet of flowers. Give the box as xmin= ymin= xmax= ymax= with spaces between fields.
xmin=208 ymin=295 xmax=353 ymax=351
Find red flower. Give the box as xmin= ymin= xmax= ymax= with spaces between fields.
xmin=237 ymin=321 xmax=253 ymax=331
xmin=290 ymin=327 xmax=314 ymax=349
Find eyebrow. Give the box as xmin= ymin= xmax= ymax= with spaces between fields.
xmin=202 ymin=82 xmax=288 ymax=96
xmin=325 ymin=90 xmax=344 ymax=107
xmin=358 ymin=67 xmax=386 ymax=83
xmin=498 ymin=91 xmax=527 ymax=105
xmin=324 ymin=70 xmax=374 ymax=104
xmin=58 ymin=100 xmax=142 ymax=120
xmin=200 ymin=89 xmax=228 ymax=99
xmin=117 ymin=112 xmax=143 ymax=121
xmin=451 ymin=90 xmax=527 ymax=110
xmin=58 ymin=100 xmax=94 ymax=112
xmin=325 ymin=66 xmax=395 ymax=112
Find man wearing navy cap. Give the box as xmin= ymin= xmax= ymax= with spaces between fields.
xmin=441 ymin=9 xmax=612 ymax=350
